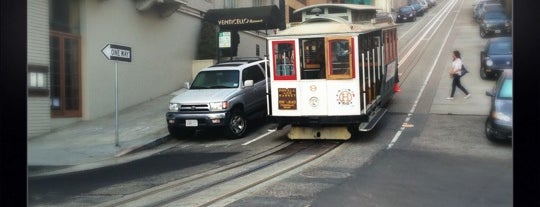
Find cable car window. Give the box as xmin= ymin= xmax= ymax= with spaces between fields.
xmin=300 ymin=38 xmax=325 ymax=80
xmin=272 ymin=41 xmax=296 ymax=80
xmin=328 ymin=7 xmax=347 ymax=14
xmin=326 ymin=37 xmax=354 ymax=79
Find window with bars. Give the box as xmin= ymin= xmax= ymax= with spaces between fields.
xmin=49 ymin=0 xmax=82 ymax=117
xmin=272 ymin=41 xmax=297 ymax=80
xmin=224 ymin=0 xmax=238 ymax=8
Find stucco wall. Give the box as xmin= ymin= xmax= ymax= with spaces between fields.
xmin=80 ymin=0 xmax=202 ymax=120
xmin=237 ymin=31 xmax=268 ymax=58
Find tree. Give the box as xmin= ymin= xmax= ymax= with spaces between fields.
xmin=196 ymin=21 xmax=217 ymax=60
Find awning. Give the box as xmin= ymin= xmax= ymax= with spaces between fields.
xmin=204 ymin=5 xmax=284 ymax=30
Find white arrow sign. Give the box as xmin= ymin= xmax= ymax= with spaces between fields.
xmin=102 ymin=44 xmax=132 ymax=62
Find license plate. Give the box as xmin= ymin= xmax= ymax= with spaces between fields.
xmin=404 ymin=17 xmax=407 ymax=20
xmin=495 ymin=30 xmax=501 ymax=33
xmin=185 ymin=119 xmax=198 ymax=127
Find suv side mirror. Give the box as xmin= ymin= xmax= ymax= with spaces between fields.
xmin=184 ymin=82 xmax=190 ymax=89
xmin=243 ymin=80 xmax=254 ymax=87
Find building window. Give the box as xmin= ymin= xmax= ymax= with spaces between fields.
xmin=50 ymin=0 xmax=80 ymax=34
xmin=50 ymin=0 xmax=82 ymax=117
xmin=224 ymin=0 xmax=237 ymax=8
xmin=253 ymin=0 xmax=267 ymax=7
xmin=28 ymin=65 xmax=49 ymax=97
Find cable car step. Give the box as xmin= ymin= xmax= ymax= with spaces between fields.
xmin=358 ymin=108 xmax=387 ymax=132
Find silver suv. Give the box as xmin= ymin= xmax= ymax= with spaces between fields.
xmin=166 ymin=58 xmax=268 ymax=139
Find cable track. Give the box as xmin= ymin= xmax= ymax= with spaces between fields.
xmin=96 ymin=140 xmax=343 ymax=207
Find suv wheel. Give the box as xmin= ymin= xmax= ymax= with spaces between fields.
xmin=168 ymin=126 xmax=195 ymax=139
xmin=225 ymin=109 xmax=248 ymax=139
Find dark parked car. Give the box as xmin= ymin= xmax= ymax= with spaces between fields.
xmin=485 ymin=70 xmax=512 ymax=142
xmin=479 ymin=11 xmax=511 ymax=38
xmin=473 ymin=0 xmax=501 ymax=21
xmin=396 ymin=6 xmax=416 ymax=23
xmin=480 ymin=37 xmax=512 ymax=79
xmin=476 ymin=2 xmax=505 ymax=23
xmin=409 ymin=3 xmax=425 ymax=16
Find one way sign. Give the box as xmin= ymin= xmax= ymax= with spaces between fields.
xmin=101 ymin=44 xmax=132 ymax=62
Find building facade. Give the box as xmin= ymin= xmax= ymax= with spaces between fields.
xmin=27 ymin=0 xmax=210 ymax=137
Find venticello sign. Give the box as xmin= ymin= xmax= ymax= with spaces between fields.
xmin=218 ymin=18 xmax=264 ymax=26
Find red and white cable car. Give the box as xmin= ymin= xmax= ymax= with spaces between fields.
xmin=265 ymin=4 xmax=399 ymax=140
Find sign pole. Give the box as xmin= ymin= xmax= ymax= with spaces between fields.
xmin=101 ymin=43 xmax=131 ymax=147
xmin=115 ymin=62 xmax=119 ymax=147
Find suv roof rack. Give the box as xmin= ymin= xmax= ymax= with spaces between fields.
xmin=209 ymin=62 xmax=245 ymax=68
xmin=218 ymin=57 xmax=263 ymax=64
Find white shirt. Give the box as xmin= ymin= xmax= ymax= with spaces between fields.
xmin=452 ymin=58 xmax=463 ymax=76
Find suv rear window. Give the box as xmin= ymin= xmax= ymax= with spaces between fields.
xmin=243 ymin=65 xmax=265 ymax=83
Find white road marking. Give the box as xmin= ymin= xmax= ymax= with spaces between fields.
xmin=387 ymin=0 xmax=462 ymax=149
xmin=242 ymin=129 xmax=276 ymax=146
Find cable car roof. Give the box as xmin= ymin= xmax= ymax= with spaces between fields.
xmin=293 ymin=3 xmax=382 ymax=14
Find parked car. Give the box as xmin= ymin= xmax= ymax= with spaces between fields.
xmin=166 ymin=58 xmax=268 ymax=139
xmin=476 ymin=2 xmax=505 ymax=23
xmin=417 ymin=0 xmax=430 ymax=10
xmin=480 ymin=36 xmax=512 ymax=79
xmin=409 ymin=2 xmax=425 ymax=16
xmin=473 ymin=0 xmax=500 ymax=19
xmin=396 ymin=6 xmax=416 ymax=23
xmin=479 ymin=11 xmax=511 ymax=38
xmin=485 ymin=70 xmax=512 ymax=142
xmin=409 ymin=0 xmax=429 ymax=10
xmin=427 ymin=0 xmax=437 ymax=8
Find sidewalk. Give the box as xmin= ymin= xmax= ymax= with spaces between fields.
xmin=429 ymin=4 xmax=492 ymax=116
xmin=28 ymin=89 xmax=187 ymax=178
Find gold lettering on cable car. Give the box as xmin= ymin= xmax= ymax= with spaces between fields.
xmin=278 ymin=88 xmax=297 ymax=110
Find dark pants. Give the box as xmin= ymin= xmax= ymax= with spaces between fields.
xmin=451 ymin=74 xmax=469 ymax=97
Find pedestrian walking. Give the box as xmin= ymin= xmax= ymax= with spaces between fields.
xmin=446 ymin=50 xmax=471 ymax=100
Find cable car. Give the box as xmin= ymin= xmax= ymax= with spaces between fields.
xmin=265 ymin=4 xmax=399 ymax=140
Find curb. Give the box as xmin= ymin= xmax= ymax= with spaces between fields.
xmin=115 ymin=135 xmax=172 ymax=157
xmin=28 ymin=135 xmax=173 ymax=179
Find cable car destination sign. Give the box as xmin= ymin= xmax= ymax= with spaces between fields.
xmin=101 ymin=44 xmax=132 ymax=62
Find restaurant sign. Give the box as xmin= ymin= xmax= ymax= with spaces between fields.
xmin=218 ymin=18 xmax=264 ymax=26
xmin=204 ymin=5 xmax=283 ymax=30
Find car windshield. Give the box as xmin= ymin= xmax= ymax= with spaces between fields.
xmin=484 ymin=12 xmax=507 ymax=20
xmin=484 ymin=4 xmax=504 ymax=11
xmin=400 ymin=7 xmax=412 ymax=13
xmin=190 ymin=70 xmax=239 ymax=89
xmin=498 ymin=79 xmax=512 ymax=99
xmin=488 ymin=41 xmax=512 ymax=55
